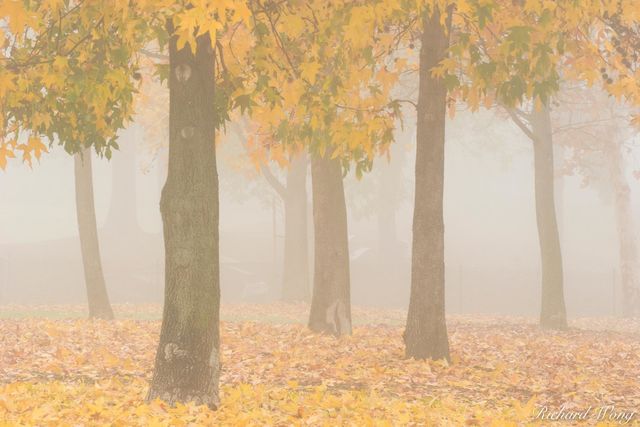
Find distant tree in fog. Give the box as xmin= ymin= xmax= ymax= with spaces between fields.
xmin=554 ymin=87 xmax=640 ymax=317
xmin=231 ymin=122 xmax=311 ymax=303
xmin=0 ymin=4 xmax=141 ymax=319
xmin=237 ymin=5 xmax=403 ymax=337
xmin=507 ymin=102 xmax=568 ymax=330
xmin=74 ymin=150 xmax=114 ymax=319
xmin=344 ymin=130 xmax=411 ymax=255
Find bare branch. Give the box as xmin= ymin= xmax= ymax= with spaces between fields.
xmin=506 ymin=108 xmax=536 ymax=142
xmin=260 ymin=163 xmax=287 ymax=199
xmin=231 ymin=120 xmax=288 ymax=199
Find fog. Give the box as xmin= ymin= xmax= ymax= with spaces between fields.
xmin=2 ymin=107 xmax=636 ymax=318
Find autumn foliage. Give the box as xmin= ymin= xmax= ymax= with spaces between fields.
xmin=2 ymin=0 xmax=640 ymax=424
xmin=0 ymin=304 xmax=638 ymax=426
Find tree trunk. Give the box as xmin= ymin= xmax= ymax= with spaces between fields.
xmin=531 ymin=104 xmax=567 ymax=329
xmin=281 ymin=153 xmax=310 ymax=302
xmin=404 ymin=8 xmax=451 ymax=361
xmin=308 ymin=155 xmax=351 ymax=336
xmin=609 ymin=142 xmax=640 ymax=317
xmin=105 ymin=125 xmax=140 ymax=233
xmin=74 ymin=149 xmax=114 ymax=320
xmin=146 ymin=27 xmax=221 ymax=408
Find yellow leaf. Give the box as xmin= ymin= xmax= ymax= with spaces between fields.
xmin=301 ymin=61 xmax=321 ymax=84
xmin=283 ymin=15 xmax=305 ymax=38
xmin=27 ymin=136 xmax=47 ymax=160
xmin=52 ymin=56 xmax=68 ymax=71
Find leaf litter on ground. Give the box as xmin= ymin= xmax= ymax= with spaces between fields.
xmin=0 ymin=304 xmax=638 ymax=426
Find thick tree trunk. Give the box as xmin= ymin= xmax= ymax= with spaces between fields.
xmin=146 ymin=28 xmax=221 ymax=408
xmin=531 ymin=104 xmax=567 ymax=329
xmin=105 ymin=125 xmax=140 ymax=233
xmin=609 ymin=142 xmax=640 ymax=317
xmin=308 ymin=155 xmax=351 ymax=336
xmin=404 ymin=8 xmax=451 ymax=361
xmin=74 ymin=149 xmax=114 ymax=320
xmin=281 ymin=153 xmax=310 ymax=302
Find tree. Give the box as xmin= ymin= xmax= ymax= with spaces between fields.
xmin=243 ymin=0 xmax=402 ymax=335
xmin=553 ymin=86 xmax=640 ymax=317
xmin=0 ymin=0 xmax=230 ymax=406
xmin=583 ymin=9 xmax=640 ymax=316
xmin=0 ymin=2 xmax=145 ymax=321
xmin=278 ymin=153 xmax=311 ymax=303
xmin=609 ymin=134 xmax=640 ymax=317
xmin=382 ymin=0 xmax=634 ymax=353
xmin=74 ymin=149 xmax=115 ymax=319
xmin=508 ymin=104 xmax=567 ymax=329
xmin=430 ymin=0 xmax=640 ymax=333
xmin=236 ymin=123 xmax=311 ymax=303
xmin=146 ymin=26 xmax=221 ymax=407
xmin=2 ymin=0 xmax=381 ymax=407
xmin=403 ymin=5 xmax=452 ymax=361
xmin=343 ymin=127 xmax=411 ymax=257
xmin=485 ymin=1 xmax=640 ymax=326
xmin=308 ymin=154 xmax=352 ymax=335
xmin=342 ymin=128 xmax=411 ymax=308
xmin=7 ymin=0 xmax=638 ymax=410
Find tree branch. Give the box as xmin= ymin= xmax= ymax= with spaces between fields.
xmin=506 ymin=108 xmax=536 ymax=142
xmin=231 ymin=120 xmax=288 ymax=199
xmin=552 ymin=116 xmax=626 ymax=135
xmin=260 ymin=163 xmax=287 ymax=199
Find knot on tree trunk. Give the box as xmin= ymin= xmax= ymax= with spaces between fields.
xmin=164 ymin=343 xmax=188 ymax=361
xmin=180 ymin=126 xmax=195 ymax=139
xmin=175 ymin=64 xmax=192 ymax=82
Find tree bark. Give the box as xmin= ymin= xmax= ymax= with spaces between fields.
xmin=531 ymin=104 xmax=567 ymax=329
xmin=308 ymin=155 xmax=351 ymax=336
xmin=146 ymin=27 xmax=221 ymax=408
xmin=404 ymin=8 xmax=451 ymax=361
xmin=74 ymin=149 xmax=114 ymax=320
xmin=105 ymin=125 xmax=140 ymax=234
xmin=609 ymin=142 xmax=640 ymax=317
xmin=281 ymin=153 xmax=310 ymax=302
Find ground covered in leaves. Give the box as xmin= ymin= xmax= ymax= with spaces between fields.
xmin=0 ymin=304 xmax=639 ymax=426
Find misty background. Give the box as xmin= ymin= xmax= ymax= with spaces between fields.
xmin=1 ymin=108 xmax=637 ymax=317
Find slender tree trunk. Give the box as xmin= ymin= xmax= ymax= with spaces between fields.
xmin=105 ymin=125 xmax=140 ymax=233
xmin=308 ymin=155 xmax=351 ymax=336
xmin=74 ymin=149 xmax=114 ymax=320
xmin=146 ymin=27 xmax=220 ymax=408
xmin=404 ymin=8 xmax=451 ymax=361
xmin=281 ymin=153 xmax=310 ymax=302
xmin=609 ymin=142 xmax=640 ymax=317
xmin=531 ymin=104 xmax=567 ymax=329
